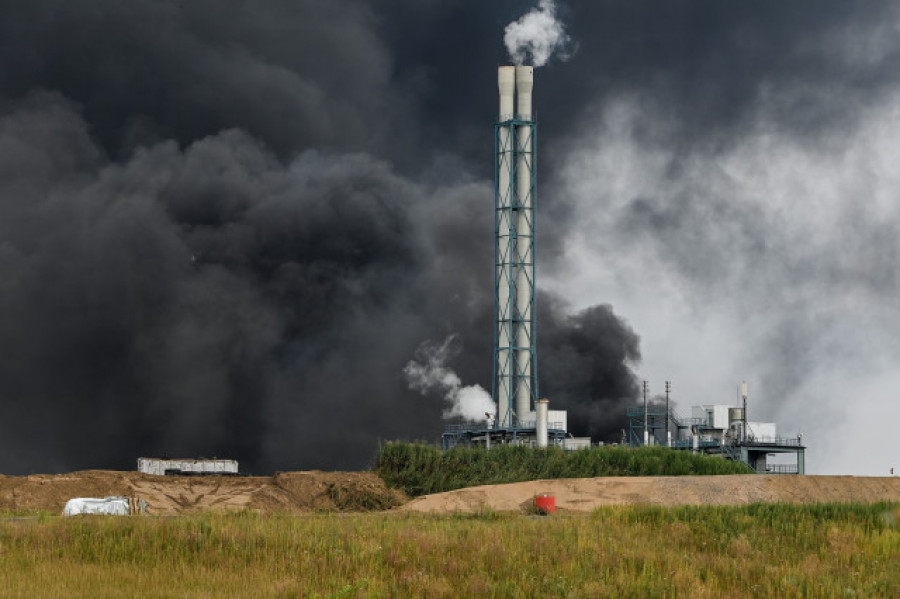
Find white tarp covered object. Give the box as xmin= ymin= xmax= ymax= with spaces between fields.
xmin=63 ymin=496 xmax=130 ymax=516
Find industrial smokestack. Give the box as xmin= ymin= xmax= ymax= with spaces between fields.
xmin=515 ymin=66 xmax=533 ymax=118
xmin=514 ymin=65 xmax=535 ymax=423
xmin=496 ymin=66 xmax=516 ymax=428
xmin=493 ymin=66 xmax=538 ymax=428
xmin=498 ymin=66 xmax=515 ymax=119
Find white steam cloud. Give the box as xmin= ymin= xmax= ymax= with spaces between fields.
xmin=403 ymin=335 xmax=496 ymax=422
xmin=504 ymin=0 xmax=573 ymax=67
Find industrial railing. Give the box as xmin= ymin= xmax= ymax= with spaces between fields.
xmin=670 ymin=439 xmax=721 ymax=449
xmin=626 ymin=406 xmax=706 ymax=429
xmin=743 ymin=437 xmax=804 ymax=447
xmin=518 ymin=420 xmax=565 ymax=431
xmin=759 ymin=464 xmax=799 ymax=474
xmin=443 ymin=421 xmax=564 ymax=434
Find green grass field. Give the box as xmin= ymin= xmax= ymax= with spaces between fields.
xmin=1 ymin=503 xmax=897 ymax=598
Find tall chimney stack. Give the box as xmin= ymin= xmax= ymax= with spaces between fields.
xmin=493 ymin=66 xmax=538 ymax=428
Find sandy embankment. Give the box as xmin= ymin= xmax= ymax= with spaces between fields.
xmin=3 ymin=471 xmax=899 ymax=515
xmin=400 ymin=475 xmax=900 ymax=513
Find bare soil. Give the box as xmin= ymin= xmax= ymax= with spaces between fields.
xmin=0 ymin=470 xmax=405 ymax=515
xmin=3 ymin=472 xmax=898 ymax=515
xmin=401 ymin=475 xmax=900 ymax=514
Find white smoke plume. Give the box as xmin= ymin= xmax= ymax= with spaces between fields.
xmin=504 ymin=0 xmax=573 ymax=67
xmin=403 ymin=335 xmax=496 ymax=422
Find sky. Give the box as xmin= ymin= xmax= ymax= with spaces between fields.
xmin=0 ymin=1 xmax=898 ymax=475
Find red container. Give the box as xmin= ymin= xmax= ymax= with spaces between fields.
xmin=534 ymin=494 xmax=556 ymax=515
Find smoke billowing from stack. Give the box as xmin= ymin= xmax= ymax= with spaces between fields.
xmin=504 ymin=0 xmax=573 ymax=67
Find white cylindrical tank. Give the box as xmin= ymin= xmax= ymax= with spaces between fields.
xmin=536 ymin=398 xmax=549 ymax=448
xmin=514 ymin=65 xmax=534 ymax=422
xmin=497 ymin=66 xmax=516 ymax=427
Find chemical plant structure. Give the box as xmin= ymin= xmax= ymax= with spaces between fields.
xmin=626 ymin=381 xmax=807 ymax=474
xmin=443 ymin=66 xmax=589 ymax=452
xmin=442 ymin=67 xmax=807 ymax=476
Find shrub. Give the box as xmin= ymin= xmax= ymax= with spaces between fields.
xmin=375 ymin=442 xmax=752 ymax=496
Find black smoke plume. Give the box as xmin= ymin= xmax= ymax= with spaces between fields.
xmin=0 ymin=90 xmax=640 ymax=473
xmin=19 ymin=0 xmax=896 ymax=473
xmin=6 ymin=1 xmax=895 ymax=475
xmin=538 ymin=300 xmax=641 ymax=442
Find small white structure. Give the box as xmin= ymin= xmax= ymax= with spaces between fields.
xmin=63 ymin=497 xmax=130 ymax=516
xmin=137 ymin=458 xmax=239 ymax=476
xmin=689 ymin=405 xmax=776 ymax=443
xmin=692 ymin=405 xmax=731 ymax=430
xmin=746 ymin=421 xmax=777 ymax=443
xmin=563 ymin=438 xmax=592 ymax=451
xmin=522 ymin=409 xmax=568 ymax=432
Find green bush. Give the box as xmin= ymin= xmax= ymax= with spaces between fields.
xmin=375 ymin=442 xmax=753 ymax=496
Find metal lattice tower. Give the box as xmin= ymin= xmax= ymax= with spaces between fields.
xmin=493 ymin=66 xmax=537 ymax=428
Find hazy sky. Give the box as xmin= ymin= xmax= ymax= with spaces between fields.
xmin=0 ymin=1 xmax=897 ymax=475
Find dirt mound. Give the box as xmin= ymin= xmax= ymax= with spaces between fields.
xmin=0 ymin=470 xmax=406 ymax=515
xmin=5 ymin=471 xmax=899 ymax=516
xmin=401 ymin=475 xmax=900 ymax=513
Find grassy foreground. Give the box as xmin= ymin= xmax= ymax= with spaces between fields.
xmin=376 ymin=442 xmax=752 ymax=497
xmin=1 ymin=503 xmax=897 ymax=598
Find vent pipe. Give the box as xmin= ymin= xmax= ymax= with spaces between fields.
xmin=536 ymin=398 xmax=549 ymax=448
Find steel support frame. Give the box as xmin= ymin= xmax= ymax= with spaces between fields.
xmin=492 ymin=117 xmax=537 ymax=427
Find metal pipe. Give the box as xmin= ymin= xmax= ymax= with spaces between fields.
xmin=665 ymin=381 xmax=671 ymax=447
xmin=536 ymin=398 xmax=549 ymax=448
xmin=741 ymin=381 xmax=748 ymax=444
xmin=642 ymin=380 xmax=649 ymax=446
